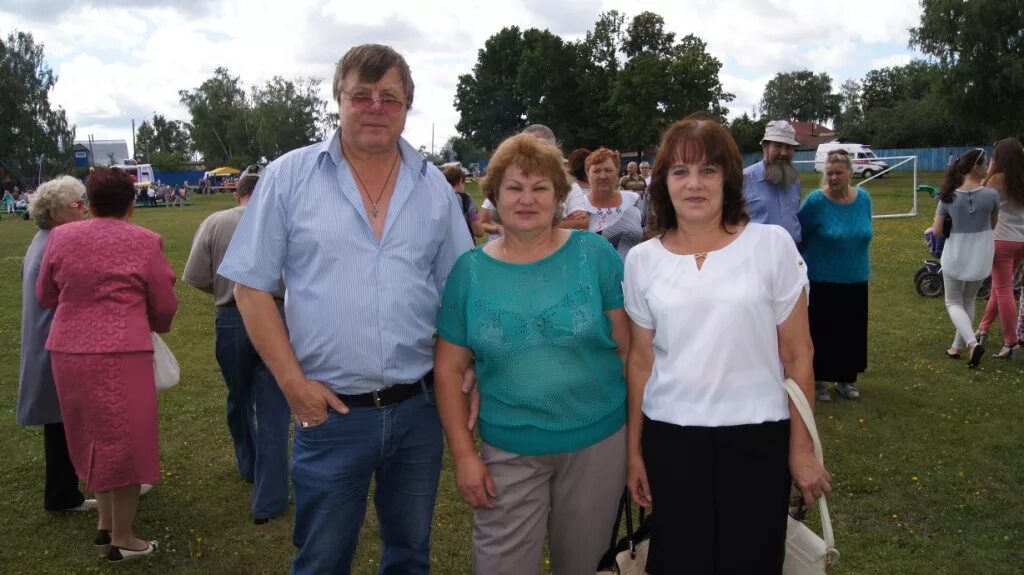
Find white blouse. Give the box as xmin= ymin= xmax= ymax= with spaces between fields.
xmin=623 ymin=223 xmax=809 ymax=428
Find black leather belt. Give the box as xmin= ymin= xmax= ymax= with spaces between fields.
xmin=337 ymin=371 xmax=433 ymax=408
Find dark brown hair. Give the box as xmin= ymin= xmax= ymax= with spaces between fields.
xmin=333 ymin=44 xmax=414 ymax=108
xmin=567 ymin=148 xmax=591 ymax=182
xmin=649 ymin=115 xmax=748 ymax=232
xmin=481 ymin=133 xmax=571 ymax=225
xmin=86 ymin=168 xmax=136 ymax=217
xmin=990 ymin=138 xmax=1024 ymax=206
xmin=940 ymin=148 xmax=986 ymax=203
xmin=442 ymin=165 xmax=465 ymax=187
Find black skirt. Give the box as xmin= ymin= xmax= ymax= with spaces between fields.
xmin=808 ymin=281 xmax=869 ymax=383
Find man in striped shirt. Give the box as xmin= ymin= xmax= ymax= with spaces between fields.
xmin=742 ymin=119 xmax=803 ymax=244
xmin=219 ymin=44 xmax=473 ymax=574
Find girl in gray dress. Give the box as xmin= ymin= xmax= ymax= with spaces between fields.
xmin=932 ymin=149 xmax=1000 ymax=368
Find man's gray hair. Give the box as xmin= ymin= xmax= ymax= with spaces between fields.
xmin=523 ymin=124 xmax=557 ymax=145
xmin=333 ymin=44 xmax=415 ymax=109
xmin=29 ymin=175 xmax=85 ymax=230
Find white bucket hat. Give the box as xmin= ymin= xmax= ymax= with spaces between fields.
xmin=760 ymin=120 xmax=800 ymax=146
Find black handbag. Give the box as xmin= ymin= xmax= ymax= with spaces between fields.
xmin=596 ymin=489 xmax=651 ymax=575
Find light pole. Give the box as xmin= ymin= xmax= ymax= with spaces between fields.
xmin=131 ymin=111 xmax=157 ymax=162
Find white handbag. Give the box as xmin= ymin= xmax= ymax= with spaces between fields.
xmin=596 ymin=490 xmax=650 ymax=575
xmin=151 ymin=332 xmax=180 ymax=392
xmin=782 ymin=378 xmax=840 ymax=574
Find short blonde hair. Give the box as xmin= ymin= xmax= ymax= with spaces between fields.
xmin=481 ymin=133 xmax=571 ymax=225
xmin=820 ymin=150 xmax=852 ymax=189
xmin=29 ymin=176 xmax=85 ymax=230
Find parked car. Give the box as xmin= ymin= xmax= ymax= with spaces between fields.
xmin=814 ymin=142 xmax=889 ymax=178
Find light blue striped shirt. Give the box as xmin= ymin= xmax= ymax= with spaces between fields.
xmin=218 ymin=130 xmax=474 ymax=394
xmin=742 ymin=160 xmax=802 ymax=244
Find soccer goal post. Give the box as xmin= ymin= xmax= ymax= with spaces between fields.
xmin=794 ymin=155 xmax=919 ymax=219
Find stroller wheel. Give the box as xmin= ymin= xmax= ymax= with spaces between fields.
xmin=916 ymin=271 xmax=944 ymax=297
xmin=913 ymin=265 xmax=929 ymax=285
xmin=977 ymin=277 xmax=992 ymax=300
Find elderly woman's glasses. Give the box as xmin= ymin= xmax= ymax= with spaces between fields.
xmin=69 ymin=200 xmax=85 ymax=209
xmin=342 ymin=91 xmax=406 ymax=114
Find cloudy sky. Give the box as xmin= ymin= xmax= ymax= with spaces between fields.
xmin=0 ymin=0 xmax=924 ymax=158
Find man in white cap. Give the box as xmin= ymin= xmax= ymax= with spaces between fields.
xmin=742 ymin=120 xmax=802 ymax=243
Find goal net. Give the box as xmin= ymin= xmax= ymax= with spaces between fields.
xmin=794 ymin=155 xmax=919 ymax=219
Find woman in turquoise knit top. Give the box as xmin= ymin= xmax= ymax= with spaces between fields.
xmin=798 ymin=149 xmax=873 ymax=401
xmin=435 ymin=133 xmax=630 ymax=575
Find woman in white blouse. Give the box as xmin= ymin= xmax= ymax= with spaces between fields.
xmin=623 ymin=116 xmax=831 ymax=574
xmin=564 ymin=148 xmax=646 ymax=259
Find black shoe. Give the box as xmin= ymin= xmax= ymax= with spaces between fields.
xmin=94 ymin=530 xmax=111 ymax=556
xmin=968 ymin=343 xmax=985 ymax=368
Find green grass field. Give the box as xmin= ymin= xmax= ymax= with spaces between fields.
xmin=0 ymin=172 xmax=1021 ymax=574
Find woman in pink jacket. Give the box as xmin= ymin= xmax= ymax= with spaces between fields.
xmin=37 ymin=167 xmax=178 ymax=562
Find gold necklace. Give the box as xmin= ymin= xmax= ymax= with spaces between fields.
xmin=346 ymin=149 xmax=400 ymax=219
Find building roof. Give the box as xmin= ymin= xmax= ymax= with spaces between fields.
xmin=72 ymin=140 xmax=130 ymax=166
xmin=790 ymin=121 xmax=837 ymax=150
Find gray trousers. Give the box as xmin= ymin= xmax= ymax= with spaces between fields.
xmin=473 ymin=426 xmax=626 ymax=575
xmin=944 ymin=276 xmax=985 ymax=350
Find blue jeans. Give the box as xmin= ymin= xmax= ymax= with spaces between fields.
xmin=291 ymin=384 xmax=443 ymax=575
xmin=214 ymin=305 xmax=291 ymax=519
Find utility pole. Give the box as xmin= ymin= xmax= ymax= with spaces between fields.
xmin=131 ymin=118 xmax=136 ymax=160
xmin=431 ymin=123 xmax=435 ymax=156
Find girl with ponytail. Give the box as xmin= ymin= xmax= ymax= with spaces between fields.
xmin=932 ymin=149 xmax=1000 ymax=367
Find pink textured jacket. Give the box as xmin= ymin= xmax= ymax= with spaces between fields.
xmin=37 ymin=218 xmax=178 ymax=353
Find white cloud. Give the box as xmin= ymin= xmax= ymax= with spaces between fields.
xmin=869 ymin=53 xmax=915 ymax=70
xmin=0 ymin=0 xmax=923 ymax=156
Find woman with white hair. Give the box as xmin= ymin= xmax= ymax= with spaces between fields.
xmin=17 ymin=176 xmax=92 ymax=512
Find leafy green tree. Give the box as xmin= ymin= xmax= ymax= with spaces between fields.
xmin=622 ymin=11 xmax=675 ymax=59
xmin=179 ymin=67 xmax=250 ymax=167
xmin=911 ymin=0 xmax=1024 ymax=134
xmin=833 ymin=79 xmax=864 ymax=136
xmin=251 ymin=76 xmax=330 ymax=160
xmin=728 ymin=113 xmax=768 ymax=154
xmin=135 ymin=114 xmax=191 ymax=164
xmin=150 ymin=150 xmax=186 ymax=172
xmin=860 ymin=61 xmax=935 ymax=112
xmin=446 ymin=135 xmax=488 ymax=164
xmin=0 ymin=30 xmax=75 ymax=184
xmin=759 ymin=71 xmax=841 ymax=124
xmin=454 ymin=11 xmax=732 ymax=156
xmin=610 ymin=26 xmax=733 ymax=155
xmin=454 ymin=27 xmax=531 ymax=151
xmin=856 ymin=60 xmax=988 ymax=147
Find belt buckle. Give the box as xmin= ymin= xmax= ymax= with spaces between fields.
xmin=371 ymin=388 xmax=384 ymax=409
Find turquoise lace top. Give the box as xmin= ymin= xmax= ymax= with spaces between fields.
xmin=798 ymin=188 xmax=873 ymax=283
xmin=437 ymin=231 xmax=626 ymax=455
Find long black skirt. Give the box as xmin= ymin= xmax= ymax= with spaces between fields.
xmin=808 ymin=281 xmax=869 ymax=383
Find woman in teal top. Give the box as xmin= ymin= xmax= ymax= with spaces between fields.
xmin=798 ymin=149 xmax=873 ymax=401
xmin=435 ymin=133 xmax=629 ymax=575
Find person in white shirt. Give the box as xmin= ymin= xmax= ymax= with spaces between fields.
xmin=623 ymin=116 xmax=831 ymax=574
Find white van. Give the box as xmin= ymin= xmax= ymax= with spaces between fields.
xmin=814 ymin=143 xmax=889 ymax=178
xmin=116 ymin=161 xmax=156 ymax=189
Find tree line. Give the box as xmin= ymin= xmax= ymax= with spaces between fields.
xmin=2 ymin=0 xmax=1020 ymax=183
xmin=452 ymin=1 xmax=1023 ymax=159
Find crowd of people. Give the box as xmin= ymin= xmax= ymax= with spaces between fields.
xmin=139 ymin=183 xmax=190 ymax=207
xmin=13 ymin=41 xmax=1021 ymax=574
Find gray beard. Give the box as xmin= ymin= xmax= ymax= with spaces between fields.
xmin=764 ymin=162 xmax=798 ymax=187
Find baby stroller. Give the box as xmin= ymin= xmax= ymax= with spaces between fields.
xmin=914 ymin=228 xmax=992 ymax=299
